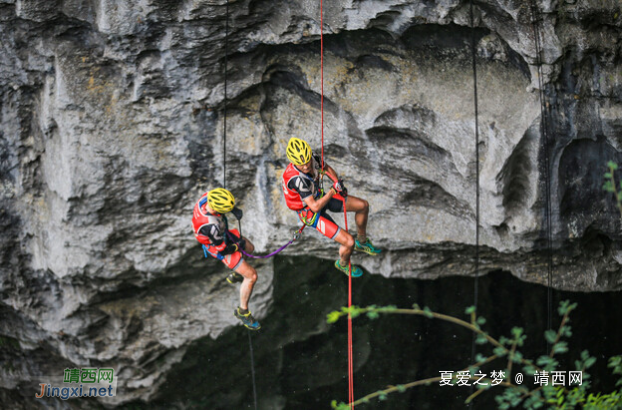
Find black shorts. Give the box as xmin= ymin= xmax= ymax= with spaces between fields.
xmin=325 ymin=197 xmax=344 ymax=213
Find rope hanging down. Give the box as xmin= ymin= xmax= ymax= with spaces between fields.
xmin=320 ymin=0 xmax=325 ymax=173
xmin=221 ymin=2 xmax=258 ymax=409
xmin=468 ymin=0 xmax=481 ymax=373
xmin=222 ymin=0 xmax=228 ymax=189
xmin=318 ymin=0 xmax=354 ymax=406
xmin=219 ymin=0 xmax=304 ymax=261
xmin=527 ymin=0 xmax=554 ymax=347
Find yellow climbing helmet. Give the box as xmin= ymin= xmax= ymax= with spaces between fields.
xmin=286 ymin=137 xmax=312 ymax=166
xmin=207 ymin=188 xmax=236 ymax=214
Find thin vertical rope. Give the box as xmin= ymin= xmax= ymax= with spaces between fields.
xmin=320 ymin=0 xmax=325 ymax=172
xmin=469 ymin=1 xmax=481 ymax=401
xmin=319 ymin=1 xmax=353 ymax=405
xmin=223 ymin=3 xmax=258 ymax=409
xmin=222 ymin=0 xmax=228 ymax=189
xmin=248 ymin=331 xmax=258 ymax=410
xmin=528 ymin=0 xmax=554 ymax=348
xmin=342 ymin=196 xmax=354 ymax=408
xmin=237 ymin=220 xmax=258 ymax=410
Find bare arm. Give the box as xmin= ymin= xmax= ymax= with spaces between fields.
xmin=324 ymin=164 xmax=339 ymax=182
xmin=303 ymin=186 xmax=337 ymax=213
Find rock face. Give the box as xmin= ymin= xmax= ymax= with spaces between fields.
xmin=1 ymin=0 xmax=621 ymax=406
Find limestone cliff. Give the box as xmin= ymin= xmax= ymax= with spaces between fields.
xmin=1 ymin=0 xmax=621 ymax=406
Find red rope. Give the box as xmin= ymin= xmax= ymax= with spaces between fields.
xmin=319 ymin=1 xmax=353 ymax=406
xmin=344 ymin=200 xmax=354 ymax=407
xmin=320 ymin=0 xmax=325 ymax=173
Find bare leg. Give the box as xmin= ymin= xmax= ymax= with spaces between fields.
xmin=240 ymin=235 xmax=255 ymax=253
xmin=333 ymin=229 xmax=355 ymax=266
xmin=235 ymin=260 xmax=257 ymax=310
xmin=344 ymin=195 xmax=369 ymax=240
xmin=231 ymin=236 xmax=256 ymax=310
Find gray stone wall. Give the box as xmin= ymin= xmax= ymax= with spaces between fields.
xmin=1 ymin=0 xmax=622 ymax=406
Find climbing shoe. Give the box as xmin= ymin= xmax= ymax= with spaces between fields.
xmin=234 ymin=308 xmax=261 ymax=330
xmin=354 ymin=238 xmax=381 ymax=255
xmin=334 ymin=260 xmax=363 ymax=277
xmin=226 ymin=272 xmax=244 ymax=284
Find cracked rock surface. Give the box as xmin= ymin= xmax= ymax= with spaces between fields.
xmin=1 ymin=0 xmax=621 ymax=406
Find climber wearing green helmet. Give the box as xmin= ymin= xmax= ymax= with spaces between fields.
xmin=282 ymin=137 xmax=381 ymax=277
xmin=192 ymin=188 xmax=260 ymax=330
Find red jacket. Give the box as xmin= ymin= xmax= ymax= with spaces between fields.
xmin=281 ymin=163 xmax=321 ymax=211
xmin=192 ymin=192 xmax=227 ymax=251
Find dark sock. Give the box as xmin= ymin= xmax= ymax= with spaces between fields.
xmin=238 ymin=307 xmax=249 ymax=315
xmin=357 ymin=234 xmax=366 ymax=243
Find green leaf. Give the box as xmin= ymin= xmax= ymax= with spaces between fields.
xmin=477 ymin=316 xmax=486 ymax=325
xmin=366 ymin=310 xmax=380 ymax=320
xmin=516 ymin=334 xmax=527 ymax=347
xmin=422 ymin=306 xmax=434 ymax=318
xmin=542 ymin=384 xmax=556 ymax=399
xmin=557 ymin=300 xmax=577 ymax=316
xmin=475 ymin=333 xmax=488 ymax=345
xmin=537 ymin=355 xmax=552 ymax=367
xmin=605 ymin=172 xmax=613 ymax=178
xmin=327 ymin=311 xmax=341 ymax=324
xmin=524 ymin=364 xmax=537 ymax=374
xmin=331 ymin=400 xmax=348 ymax=409
xmin=512 ymin=351 xmax=523 ymax=363
xmin=585 ymin=356 xmax=597 ymax=369
xmin=396 ymin=384 xmax=406 ymax=393
xmin=494 ymin=346 xmax=508 ymax=357
xmin=511 ymin=327 xmax=524 ymax=338
xmin=608 ymin=356 xmax=622 ymax=374
xmin=551 ymin=342 xmax=568 ymax=354
xmin=465 ymin=306 xmax=476 ymax=315
xmin=552 ymin=341 xmax=568 ymax=355
xmin=379 ymin=392 xmax=388 ymax=401
xmin=545 ymin=329 xmax=558 ymax=344
xmin=608 ymin=161 xmax=619 ymax=170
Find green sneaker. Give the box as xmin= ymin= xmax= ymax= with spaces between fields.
xmin=355 ymin=238 xmax=381 ymax=255
xmin=334 ymin=260 xmax=363 ymax=277
xmin=234 ymin=308 xmax=261 ymax=330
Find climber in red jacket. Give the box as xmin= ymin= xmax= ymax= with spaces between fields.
xmin=192 ymin=188 xmax=260 ymax=330
xmin=281 ymin=137 xmax=381 ymax=277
